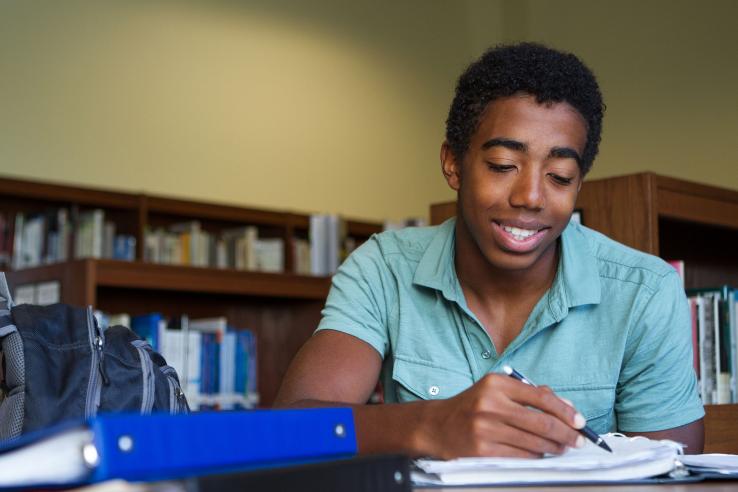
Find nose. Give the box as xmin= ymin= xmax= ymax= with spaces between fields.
xmin=509 ymin=169 xmax=545 ymax=210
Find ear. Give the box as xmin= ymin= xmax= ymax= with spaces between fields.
xmin=440 ymin=142 xmax=461 ymax=191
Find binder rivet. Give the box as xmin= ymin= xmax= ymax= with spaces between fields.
xmin=82 ymin=443 xmax=100 ymax=467
xmin=394 ymin=471 xmax=404 ymax=484
xmin=334 ymin=424 xmax=346 ymax=438
xmin=118 ymin=435 xmax=134 ymax=452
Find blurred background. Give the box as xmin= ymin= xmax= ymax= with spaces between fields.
xmin=1 ymin=0 xmax=736 ymax=222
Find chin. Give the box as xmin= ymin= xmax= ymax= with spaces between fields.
xmin=483 ymin=250 xmax=544 ymax=272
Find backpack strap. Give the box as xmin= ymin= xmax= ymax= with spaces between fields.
xmin=0 ymin=273 xmax=23 ymax=441
xmin=0 ymin=273 xmax=14 ymax=314
xmin=0 ymin=273 xmax=14 ymax=336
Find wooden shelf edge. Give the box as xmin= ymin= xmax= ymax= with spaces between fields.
xmin=146 ymin=195 xmax=298 ymax=226
xmin=6 ymin=260 xmax=332 ymax=301
xmin=0 ymin=176 xmax=140 ymax=209
xmin=93 ymin=260 xmax=331 ymax=300
xmin=655 ymin=174 xmax=738 ymax=205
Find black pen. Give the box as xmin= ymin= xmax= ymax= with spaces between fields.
xmin=502 ymin=365 xmax=613 ymax=453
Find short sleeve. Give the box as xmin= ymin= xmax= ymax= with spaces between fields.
xmin=615 ymin=270 xmax=705 ymax=431
xmin=315 ymin=238 xmax=395 ymax=359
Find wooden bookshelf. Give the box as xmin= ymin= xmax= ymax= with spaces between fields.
xmin=573 ymin=172 xmax=738 ymax=289
xmin=429 ymin=172 xmax=738 ymax=453
xmin=1 ymin=176 xmax=382 ymax=406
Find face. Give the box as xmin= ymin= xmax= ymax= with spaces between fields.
xmin=442 ymin=94 xmax=587 ymax=273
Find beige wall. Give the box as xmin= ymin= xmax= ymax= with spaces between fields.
xmin=0 ymin=0 xmax=487 ymax=221
xmin=0 ymin=1 xmax=736 ymax=223
xmin=476 ymin=0 xmax=738 ymax=190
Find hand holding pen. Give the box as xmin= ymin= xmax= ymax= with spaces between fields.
xmin=502 ymin=365 xmax=613 ymax=453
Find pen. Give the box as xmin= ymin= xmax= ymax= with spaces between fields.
xmin=502 ymin=365 xmax=613 ymax=453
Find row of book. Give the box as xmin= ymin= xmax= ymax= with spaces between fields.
xmin=95 ymin=311 xmax=259 ymax=410
xmin=144 ymin=222 xmax=285 ymax=273
xmin=1 ymin=209 xmax=136 ymax=270
xmin=144 ymin=215 xmax=360 ymax=276
xmin=3 ymin=205 xmax=426 ymax=276
xmin=687 ymin=286 xmax=738 ymax=404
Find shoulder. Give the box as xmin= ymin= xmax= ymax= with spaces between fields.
xmin=571 ymin=223 xmax=678 ymax=293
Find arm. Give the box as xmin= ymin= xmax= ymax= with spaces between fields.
xmin=275 ymin=330 xmax=586 ymax=459
xmin=628 ymin=419 xmax=704 ymax=454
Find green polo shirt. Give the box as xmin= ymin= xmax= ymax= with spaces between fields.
xmin=316 ymin=218 xmax=704 ymax=434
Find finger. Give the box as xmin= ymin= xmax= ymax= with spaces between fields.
xmin=462 ymin=438 xmax=542 ymax=459
xmin=502 ymin=402 xmax=584 ymax=449
xmin=504 ymin=380 xmax=586 ymax=431
xmin=478 ymin=417 xmax=569 ymax=456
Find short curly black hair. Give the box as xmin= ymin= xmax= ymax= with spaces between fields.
xmin=445 ymin=42 xmax=604 ymax=175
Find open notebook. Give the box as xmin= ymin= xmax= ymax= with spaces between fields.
xmin=412 ymin=433 xmax=684 ymax=486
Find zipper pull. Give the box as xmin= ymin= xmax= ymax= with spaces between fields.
xmin=96 ymin=335 xmax=110 ymax=385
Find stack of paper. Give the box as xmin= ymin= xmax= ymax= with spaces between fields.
xmin=681 ymin=454 xmax=738 ymax=475
xmin=412 ymin=434 xmax=683 ymax=485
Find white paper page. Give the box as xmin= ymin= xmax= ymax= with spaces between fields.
xmin=413 ymin=434 xmax=683 ymax=485
xmin=681 ymin=453 xmax=738 ymax=471
xmin=0 ymin=427 xmax=92 ymax=487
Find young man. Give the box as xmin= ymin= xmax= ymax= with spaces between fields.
xmin=274 ymin=43 xmax=704 ymax=458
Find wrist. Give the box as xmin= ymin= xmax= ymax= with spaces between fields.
xmin=409 ymin=399 xmax=441 ymax=457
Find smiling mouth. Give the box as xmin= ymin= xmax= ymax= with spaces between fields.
xmin=501 ymin=225 xmax=540 ymax=241
xmin=494 ymin=221 xmax=549 ymax=241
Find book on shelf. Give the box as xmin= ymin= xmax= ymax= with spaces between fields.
xmin=12 ymin=281 xmax=61 ymax=306
xmin=7 ymin=208 xmax=134 ymax=269
xmin=309 ymin=214 xmax=349 ymax=276
xmin=293 ymin=237 xmax=312 ymax=275
xmin=121 ymin=312 xmax=259 ymax=410
xmin=667 ymin=259 xmax=685 ymax=287
xmin=144 ymin=223 xmax=284 ymax=274
xmin=686 ymin=284 xmax=737 ymax=404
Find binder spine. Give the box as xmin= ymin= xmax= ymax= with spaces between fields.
xmin=90 ymin=408 xmax=357 ymax=483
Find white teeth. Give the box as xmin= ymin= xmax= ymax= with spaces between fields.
xmin=503 ymin=225 xmax=538 ymax=241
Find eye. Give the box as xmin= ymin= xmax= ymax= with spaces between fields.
xmin=548 ymin=173 xmax=574 ymax=186
xmin=487 ymin=163 xmax=516 ymax=173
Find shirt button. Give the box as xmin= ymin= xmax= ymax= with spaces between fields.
xmin=429 ymin=385 xmax=440 ymax=396
xmin=481 ymin=350 xmax=491 ymax=359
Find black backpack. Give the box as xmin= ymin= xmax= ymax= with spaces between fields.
xmin=0 ymin=273 xmax=188 ymax=441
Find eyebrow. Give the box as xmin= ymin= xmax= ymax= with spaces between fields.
xmin=481 ymin=138 xmax=526 ymax=152
xmin=549 ymin=146 xmax=582 ymax=166
xmin=481 ymin=138 xmax=582 ymax=166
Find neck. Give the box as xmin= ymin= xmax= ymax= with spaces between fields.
xmin=453 ymin=218 xmax=559 ymax=302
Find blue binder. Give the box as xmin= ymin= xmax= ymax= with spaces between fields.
xmin=0 ymin=408 xmax=356 ymax=488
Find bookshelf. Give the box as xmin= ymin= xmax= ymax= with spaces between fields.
xmin=429 ymin=172 xmax=738 ymax=453
xmin=1 ymin=176 xmax=382 ymax=406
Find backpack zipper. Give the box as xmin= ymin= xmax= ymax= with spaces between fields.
xmin=131 ymin=340 xmax=155 ymax=414
xmin=161 ymin=365 xmax=188 ymax=413
xmin=84 ymin=306 xmax=107 ymax=418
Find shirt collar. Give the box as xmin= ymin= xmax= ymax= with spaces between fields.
xmin=413 ymin=218 xmax=602 ymax=313
xmin=540 ymin=221 xmax=601 ymax=326
xmin=413 ymin=218 xmax=459 ymax=302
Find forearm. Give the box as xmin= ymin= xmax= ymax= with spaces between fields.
xmin=276 ymin=398 xmax=435 ymax=457
xmin=624 ymin=419 xmax=704 ymax=454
